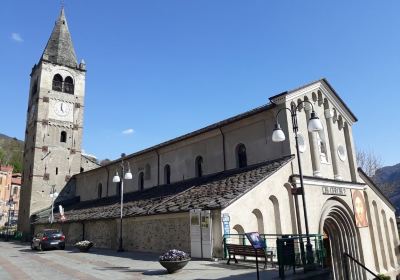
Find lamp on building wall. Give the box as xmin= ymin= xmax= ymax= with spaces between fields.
xmin=272 ymin=100 xmax=323 ymax=267
xmin=112 ymin=156 xmax=132 ymax=252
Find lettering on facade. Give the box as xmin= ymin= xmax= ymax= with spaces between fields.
xmin=322 ymin=186 xmax=347 ymax=196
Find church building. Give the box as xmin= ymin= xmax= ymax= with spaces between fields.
xmin=19 ymin=8 xmax=400 ymax=279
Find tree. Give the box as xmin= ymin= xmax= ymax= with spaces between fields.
xmin=356 ymin=149 xmax=382 ymax=177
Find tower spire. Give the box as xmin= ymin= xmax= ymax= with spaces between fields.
xmin=41 ymin=8 xmax=77 ymax=68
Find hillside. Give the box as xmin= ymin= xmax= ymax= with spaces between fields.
xmin=0 ymin=133 xmax=24 ymax=173
xmin=374 ymin=163 xmax=400 ymax=213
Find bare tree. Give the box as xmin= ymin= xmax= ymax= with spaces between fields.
xmin=356 ymin=149 xmax=382 ymax=177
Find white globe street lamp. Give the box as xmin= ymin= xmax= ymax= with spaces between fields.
xmin=113 ymin=156 xmax=133 ymax=252
xmin=272 ymin=100 xmax=323 ymax=268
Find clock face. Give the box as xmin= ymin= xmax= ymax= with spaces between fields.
xmin=54 ymin=101 xmax=71 ymax=117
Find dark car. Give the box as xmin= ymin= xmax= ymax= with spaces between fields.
xmin=31 ymin=229 xmax=65 ymax=251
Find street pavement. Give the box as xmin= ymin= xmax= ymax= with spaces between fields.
xmin=0 ymin=241 xmax=280 ymax=280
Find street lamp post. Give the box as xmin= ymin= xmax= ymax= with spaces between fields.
xmin=5 ymin=189 xmax=15 ymax=242
xmin=112 ymin=157 xmax=133 ymax=252
xmin=272 ymin=101 xmax=323 ymax=268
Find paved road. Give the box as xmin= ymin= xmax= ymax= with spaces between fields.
xmin=0 ymin=241 xmax=279 ymax=280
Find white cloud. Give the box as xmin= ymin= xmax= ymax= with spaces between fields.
xmin=122 ymin=128 xmax=134 ymax=135
xmin=11 ymin=33 xmax=24 ymax=42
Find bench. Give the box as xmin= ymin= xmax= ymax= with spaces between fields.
xmin=225 ymin=244 xmax=275 ymax=268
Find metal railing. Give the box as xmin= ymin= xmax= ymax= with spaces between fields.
xmin=343 ymin=252 xmax=382 ymax=280
xmin=223 ymin=233 xmax=325 ymax=275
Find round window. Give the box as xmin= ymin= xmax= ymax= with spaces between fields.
xmin=297 ymin=134 xmax=306 ymax=153
xmin=337 ymin=145 xmax=347 ymax=161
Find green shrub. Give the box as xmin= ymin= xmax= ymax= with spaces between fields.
xmin=376 ymin=274 xmax=390 ymax=280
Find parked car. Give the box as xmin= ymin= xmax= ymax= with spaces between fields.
xmin=31 ymin=229 xmax=65 ymax=251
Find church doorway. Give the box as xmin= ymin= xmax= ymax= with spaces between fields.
xmin=319 ymin=198 xmax=365 ymax=280
xmin=322 ymin=230 xmax=332 ymax=268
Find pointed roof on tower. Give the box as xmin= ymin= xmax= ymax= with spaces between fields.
xmin=41 ymin=8 xmax=77 ymax=68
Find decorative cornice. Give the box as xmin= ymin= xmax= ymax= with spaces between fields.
xmin=291 ymin=175 xmax=365 ymax=190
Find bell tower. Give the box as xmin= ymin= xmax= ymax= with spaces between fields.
xmin=18 ymin=8 xmax=86 ymax=235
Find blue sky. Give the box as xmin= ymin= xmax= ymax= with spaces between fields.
xmin=1 ymin=1 xmax=399 ymax=165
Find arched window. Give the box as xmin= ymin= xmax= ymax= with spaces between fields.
xmin=97 ymin=183 xmax=102 ymax=199
xmin=164 ymin=164 xmax=171 ymax=185
xmin=145 ymin=164 xmax=151 ymax=180
xmin=138 ymin=172 xmax=144 ymax=191
xmin=195 ymin=156 xmax=203 ymax=177
xmin=52 ymin=74 xmax=63 ymax=91
xmin=236 ymin=144 xmax=247 ymax=168
xmin=317 ymin=130 xmax=329 ymax=163
xmin=60 ymin=131 xmax=67 ymax=143
xmin=64 ymin=76 xmax=74 ymax=94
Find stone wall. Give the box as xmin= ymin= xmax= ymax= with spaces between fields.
xmin=33 ymin=213 xmax=190 ymax=254
xmin=122 ymin=213 xmax=190 ymax=253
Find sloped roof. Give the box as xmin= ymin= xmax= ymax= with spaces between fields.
xmin=41 ymin=8 xmax=77 ymax=68
xmin=34 ymin=155 xmax=294 ymax=224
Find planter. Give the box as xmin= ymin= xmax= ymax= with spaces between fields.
xmin=159 ymin=258 xmax=190 ymax=274
xmin=78 ymin=247 xmax=91 ymax=252
xmin=74 ymin=241 xmax=93 ymax=253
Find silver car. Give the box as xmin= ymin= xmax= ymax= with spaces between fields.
xmin=31 ymin=229 xmax=66 ymax=251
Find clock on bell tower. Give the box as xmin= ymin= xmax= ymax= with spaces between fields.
xmin=18 ymin=8 xmax=87 ymax=236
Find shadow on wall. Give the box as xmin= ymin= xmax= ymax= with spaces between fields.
xmin=54 ymin=177 xmax=79 ymax=208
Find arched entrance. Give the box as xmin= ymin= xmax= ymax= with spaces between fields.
xmin=319 ymin=198 xmax=365 ymax=280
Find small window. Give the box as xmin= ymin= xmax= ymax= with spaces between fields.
xmin=138 ymin=172 xmax=144 ymax=191
xmin=195 ymin=156 xmax=203 ymax=177
xmin=317 ymin=130 xmax=329 ymax=163
xmin=80 ymin=167 xmax=84 ymax=173
xmin=60 ymin=131 xmax=67 ymax=143
xmin=64 ymin=76 xmax=74 ymax=94
xmin=297 ymin=133 xmax=306 ymax=153
xmin=236 ymin=144 xmax=247 ymax=168
xmin=97 ymin=183 xmax=102 ymax=199
xmin=13 ymin=187 xmax=18 ymax=195
xmin=337 ymin=145 xmax=347 ymax=161
xmin=31 ymin=80 xmax=38 ymax=96
xmin=56 ymin=167 xmax=58 ymax=175
xmin=164 ymin=164 xmax=171 ymax=185
xmin=145 ymin=164 xmax=151 ymax=180
xmin=52 ymin=74 xmax=63 ymax=92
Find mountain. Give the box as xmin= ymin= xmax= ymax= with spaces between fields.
xmin=374 ymin=163 xmax=400 ymax=213
xmin=0 ymin=133 xmax=24 ymax=173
